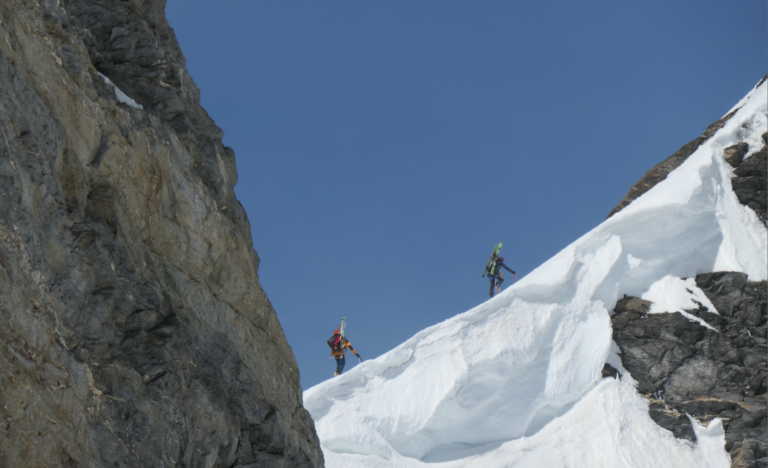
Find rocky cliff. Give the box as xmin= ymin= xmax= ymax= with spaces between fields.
xmin=0 ymin=0 xmax=323 ymax=466
xmin=612 ymin=273 xmax=766 ymax=468
xmin=608 ymin=85 xmax=767 ymax=468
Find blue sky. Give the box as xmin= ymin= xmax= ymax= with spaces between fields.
xmin=165 ymin=1 xmax=766 ymax=389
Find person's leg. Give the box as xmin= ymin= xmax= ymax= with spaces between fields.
xmin=496 ymin=275 xmax=504 ymax=292
xmin=335 ymin=356 xmax=346 ymax=375
xmin=489 ymin=276 xmax=495 ymax=297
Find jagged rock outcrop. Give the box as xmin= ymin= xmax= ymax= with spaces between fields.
xmin=607 ymin=74 xmax=768 ymax=219
xmin=0 ymin=1 xmax=322 ymax=467
xmin=729 ymin=134 xmax=768 ymax=225
xmin=724 ymin=142 xmax=750 ymax=168
xmin=606 ymin=113 xmax=738 ymax=218
xmin=612 ymin=274 xmax=767 ymax=468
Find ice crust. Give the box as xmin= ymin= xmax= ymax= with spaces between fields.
xmin=304 ymin=80 xmax=767 ymax=467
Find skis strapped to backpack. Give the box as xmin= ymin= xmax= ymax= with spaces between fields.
xmin=482 ymin=243 xmax=502 ymax=277
xmin=337 ymin=317 xmax=347 ymax=351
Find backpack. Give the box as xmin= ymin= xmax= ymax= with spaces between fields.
xmin=327 ymin=334 xmax=342 ymax=350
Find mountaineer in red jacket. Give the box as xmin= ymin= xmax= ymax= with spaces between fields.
xmin=329 ymin=329 xmax=361 ymax=376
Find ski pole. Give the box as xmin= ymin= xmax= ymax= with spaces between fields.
xmin=513 ymin=273 xmax=518 ymax=282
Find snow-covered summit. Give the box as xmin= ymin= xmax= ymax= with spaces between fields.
xmin=304 ymin=79 xmax=767 ymax=468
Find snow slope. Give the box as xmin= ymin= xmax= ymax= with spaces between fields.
xmin=304 ymin=79 xmax=767 ymax=468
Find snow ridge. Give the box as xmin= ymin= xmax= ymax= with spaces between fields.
xmin=304 ymin=79 xmax=767 ymax=468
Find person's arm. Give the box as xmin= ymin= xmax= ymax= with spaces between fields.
xmin=500 ymin=262 xmax=516 ymax=274
xmin=345 ymin=340 xmax=361 ymax=359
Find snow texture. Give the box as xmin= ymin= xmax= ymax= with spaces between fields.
xmin=642 ymin=276 xmax=718 ymax=315
xmin=99 ymin=73 xmax=144 ymax=110
xmin=304 ymin=79 xmax=767 ymax=467
xmin=641 ymin=276 xmax=719 ymax=331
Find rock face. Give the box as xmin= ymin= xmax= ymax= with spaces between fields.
xmin=730 ymin=134 xmax=768 ymax=225
xmin=724 ymin=142 xmax=750 ymax=168
xmin=0 ymin=1 xmax=322 ymax=467
xmin=612 ymin=274 xmax=767 ymax=468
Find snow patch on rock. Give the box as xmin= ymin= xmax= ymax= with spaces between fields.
xmin=641 ymin=275 xmax=719 ymax=330
xmin=99 ymin=73 xmax=144 ymax=110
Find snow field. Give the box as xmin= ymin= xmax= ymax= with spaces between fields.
xmin=319 ymin=377 xmax=733 ymax=468
xmin=304 ymin=79 xmax=767 ymax=467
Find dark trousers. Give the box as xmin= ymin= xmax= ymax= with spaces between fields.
xmin=489 ymin=275 xmax=505 ymax=297
xmin=335 ymin=356 xmax=346 ymax=374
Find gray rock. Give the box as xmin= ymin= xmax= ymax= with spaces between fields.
xmin=724 ymin=142 xmax=750 ymax=168
xmin=612 ymin=272 xmax=767 ymax=468
xmin=0 ymin=1 xmax=322 ymax=467
xmin=731 ymin=134 xmax=767 ymax=225
xmin=614 ymin=295 xmax=651 ymax=315
xmin=601 ymin=362 xmax=621 ymax=379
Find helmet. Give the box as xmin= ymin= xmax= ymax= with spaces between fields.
xmin=333 ymin=329 xmax=340 ymax=335
xmin=498 ymin=256 xmax=504 ymax=262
